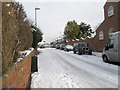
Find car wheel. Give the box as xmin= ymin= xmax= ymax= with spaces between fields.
xmin=67 ymin=50 xmax=69 ymax=52
xmin=103 ymin=55 xmax=108 ymax=62
xmin=73 ymin=50 xmax=76 ymax=54
xmin=78 ymin=51 xmax=82 ymax=55
xmin=89 ymin=51 xmax=92 ymax=55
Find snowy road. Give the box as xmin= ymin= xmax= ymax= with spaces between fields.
xmin=31 ymin=48 xmax=118 ymax=88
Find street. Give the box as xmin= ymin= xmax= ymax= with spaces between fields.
xmin=31 ymin=48 xmax=118 ymax=88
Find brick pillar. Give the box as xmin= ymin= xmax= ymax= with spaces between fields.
xmin=0 ymin=1 xmax=2 ymax=90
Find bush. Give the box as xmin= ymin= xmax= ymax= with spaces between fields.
xmin=2 ymin=1 xmax=33 ymax=74
xmin=31 ymin=25 xmax=43 ymax=49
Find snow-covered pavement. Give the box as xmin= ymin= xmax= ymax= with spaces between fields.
xmin=31 ymin=48 xmax=118 ymax=88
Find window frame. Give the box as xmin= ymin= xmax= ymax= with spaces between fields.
xmin=99 ymin=31 xmax=104 ymax=40
xmin=108 ymin=6 xmax=114 ymax=17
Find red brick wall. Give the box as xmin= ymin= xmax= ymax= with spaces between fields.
xmin=57 ymin=2 xmax=120 ymax=52
xmin=93 ymin=2 xmax=120 ymax=51
xmin=2 ymin=50 xmax=36 ymax=89
xmin=104 ymin=2 xmax=119 ymax=30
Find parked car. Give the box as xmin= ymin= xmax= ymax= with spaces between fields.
xmin=102 ymin=31 xmax=120 ymax=63
xmin=60 ymin=44 xmax=66 ymax=50
xmin=44 ymin=45 xmax=51 ymax=48
xmin=51 ymin=44 xmax=56 ymax=48
xmin=39 ymin=45 xmax=45 ymax=48
xmin=73 ymin=42 xmax=92 ymax=55
xmin=64 ymin=45 xmax=73 ymax=52
xmin=55 ymin=44 xmax=61 ymax=49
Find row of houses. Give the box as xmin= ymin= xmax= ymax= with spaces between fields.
xmin=56 ymin=0 xmax=120 ymax=52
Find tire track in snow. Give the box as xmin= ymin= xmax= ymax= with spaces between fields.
xmin=50 ymin=49 xmax=118 ymax=88
xmin=55 ymin=49 xmax=118 ymax=75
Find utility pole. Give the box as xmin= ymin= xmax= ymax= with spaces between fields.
xmin=35 ymin=8 xmax=40 ymax=28
xmin=35 ymin=8 xmax=40 ymax=53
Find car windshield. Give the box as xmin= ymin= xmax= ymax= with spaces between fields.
xmin=79 ymin=43 xmax=88 ymax=47
xmin=108 ymin=39 xmax=114 ymax=47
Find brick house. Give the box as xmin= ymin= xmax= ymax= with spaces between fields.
xmin=56 ymin=0 xmax=120 ymax=52
xmin=92 ymin=0 xmax=120 ymax=51
xmin=73 ymin=0 xmax=120 ymax=52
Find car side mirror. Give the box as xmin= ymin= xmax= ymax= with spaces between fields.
xmin=105 ymin=45 xmax=109 ymax=50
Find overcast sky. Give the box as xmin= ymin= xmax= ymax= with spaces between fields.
xmin=17 ymin=0 xmax=106 ymax=42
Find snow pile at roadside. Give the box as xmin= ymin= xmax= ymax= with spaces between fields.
xmin=92 ymin=52 xmax=102 ymax=57
xmin=37 ymin=48 xmax=45 ymax=53
xmin=64 ymin=50 xmax=102 ymax=58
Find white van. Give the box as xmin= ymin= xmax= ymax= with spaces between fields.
xmin=102 ymin=31 xmax=120 ymax=63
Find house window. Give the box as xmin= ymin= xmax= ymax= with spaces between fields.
xmin=108 ymin=6 xmax=114 ymax=17
xmin=109 ymin=28 xmax=113 ymax=38
xmin=99 ymin=31 xmax=104 ymax=40
xmin=6 ymin=3 xmax=11 ymax=7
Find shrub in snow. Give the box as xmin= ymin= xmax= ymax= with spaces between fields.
xmin=2 ymin=1 xmax=33 ymax=74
